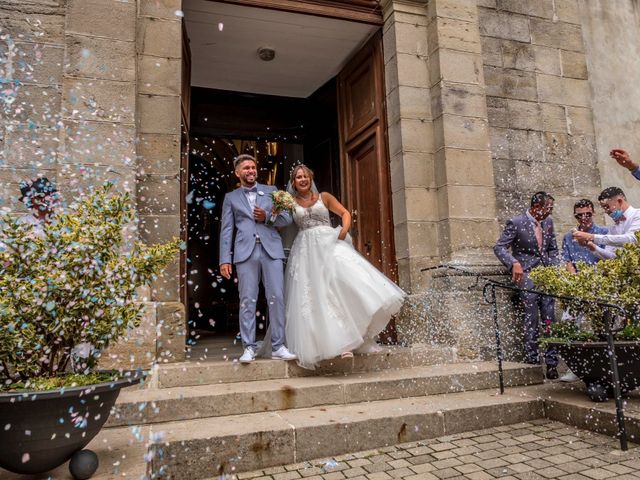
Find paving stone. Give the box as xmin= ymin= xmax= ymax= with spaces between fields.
xmin=602 ymin=464 xmax=635 ymax=475
xmin=387 ymin=467 xmax=413 ymax=478
xmin=369 ymin=455 xmax=394 ymax=464
xmin=430 ymin=458 xmax=462 ymax=470
xmin=408 ymin=463 xmax=436 ymax=474
xmin=323 ymin=472 xmax=345 ymax=480
xmin=408 ymin=455 xmax=437 ymax=465
xmin=344 ymin=467 xmax=368 ymax=478
xmin=579 ymin=468 xmax=616 ymax=479
xmin=454 ymin=463 xmax=483 ymax=474
xmin=349 ymin=460 xmax=373 ymax=468
xmin=388 ymin=459 xmax=411 ymax=469
xmin=237 ymin=421 xmax=640 ymax=480
xmin=557 ymin=461 xmax=589 ymax=474
xmin=363 ymin=463 xmax=392 ymax=474
xmin=431 ymin=468 xmax=460 ymax=479
xmin=430 ymin=443 xmax=457 ymax=452
xmin=364 ymin=472 xmax=391 ymax=480
xmin=274 ymin=472 xmax=302 ymax=480
xmin=537 ymin=466 xmax=567 ymax=478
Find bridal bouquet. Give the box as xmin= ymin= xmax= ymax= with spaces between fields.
xmin=271 ymin=190 xmax=295 ymax=213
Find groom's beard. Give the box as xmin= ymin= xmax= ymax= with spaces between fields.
xmin=239 ymin=175 xmax=256 ymax=187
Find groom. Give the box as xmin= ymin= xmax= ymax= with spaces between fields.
xmin=219 ymin=154 xmax=296 ymax=364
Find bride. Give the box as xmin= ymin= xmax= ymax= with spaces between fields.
xmin=284 ymin=164 xmax=406 ymax=369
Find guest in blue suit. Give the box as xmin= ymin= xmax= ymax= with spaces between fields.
xmin=494 ymin=192 xmax=562 ymax=379
xmin=562 ymin=199 xmax=608 ymax=273
xmin=219 ymin=154 xmax=296 ymax=364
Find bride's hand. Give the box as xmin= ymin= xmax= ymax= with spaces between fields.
xmin=337 ymin=230 xmax=348 ymax=241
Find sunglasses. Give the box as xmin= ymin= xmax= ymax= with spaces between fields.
xmin=574 ymin=212 xmax=593 ymax=219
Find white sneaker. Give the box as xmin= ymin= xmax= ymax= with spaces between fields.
xmin=559 ymin=370 xmax=579 ymax=382
xmin=272 ymin=345 xmax=297 ymax=360
xmin=239 ymin=347 xmax=256 ymax=364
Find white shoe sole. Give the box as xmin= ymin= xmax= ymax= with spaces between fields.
xmin=272 ymin=354 xmax=297 ymax=361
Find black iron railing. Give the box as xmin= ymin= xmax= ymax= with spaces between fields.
xmin=421 ymin=264 xmax=633 ymax=450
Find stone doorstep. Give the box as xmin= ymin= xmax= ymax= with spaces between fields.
xmin=107 ymin=362 xmax=543 ymax=427
xmin=147 ymin=387 xmax=545 ymax=479
xmin=157 ymin=345 xmax=458 ymax=388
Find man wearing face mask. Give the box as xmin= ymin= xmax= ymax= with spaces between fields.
xmin=573 ymin=187 xmax=640 ymax=259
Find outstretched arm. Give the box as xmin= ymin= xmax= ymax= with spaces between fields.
xmin=321 ymin=192 xmax=351 ymax=240
xmin=610 ymin=148 xmax=640 ymax=180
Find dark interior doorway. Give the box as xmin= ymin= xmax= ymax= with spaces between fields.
xmin=186 ymin=81 xmax=341 ymax=343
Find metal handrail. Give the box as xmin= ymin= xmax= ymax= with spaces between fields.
xmin=421 ymin=264 xmax=633 ymax=450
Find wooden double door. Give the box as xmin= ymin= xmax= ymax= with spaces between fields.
xmin=181 ymin=24 xmax=397 ymax=338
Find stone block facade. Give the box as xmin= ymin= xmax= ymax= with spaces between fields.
xmin=2 ymin=0 xmax=640 ymax=363
xmin=0 ymin=0 xmax=185 ymax=368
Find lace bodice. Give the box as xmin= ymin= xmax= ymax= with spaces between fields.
xmin=293 ymin=195 xmax=331 ymax=230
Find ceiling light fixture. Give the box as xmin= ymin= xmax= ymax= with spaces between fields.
xmin=257 ymin=47 xmax=276 ymax=62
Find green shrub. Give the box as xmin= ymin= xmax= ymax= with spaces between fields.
xmin=530 ymin=231 xmax=640 ymax=342
xmin=0 ymin=183 xmax=180 ymax=388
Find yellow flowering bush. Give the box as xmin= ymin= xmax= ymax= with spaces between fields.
xmin=530 ymin=231 xmax=640 ymax=343
xmin=0 ymin=184 xmax=180 ymax=388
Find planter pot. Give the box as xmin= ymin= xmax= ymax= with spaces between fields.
xmin=550 ymin=340 xmax=640 ymax=402
xmin=0 ymin=371 xmax=145 ymax=478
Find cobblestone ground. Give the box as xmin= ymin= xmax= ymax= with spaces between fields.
xmin=236 ymin=420 xmax=640 ymax=480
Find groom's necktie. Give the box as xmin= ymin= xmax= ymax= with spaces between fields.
xmin=534 ymin=220 xmax=543 ymax=252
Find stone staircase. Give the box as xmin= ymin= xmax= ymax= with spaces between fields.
xmin=0 ymin=345 xmax=546 ymax=480
xmin=111 ymin=345 xmax=543 ymax=479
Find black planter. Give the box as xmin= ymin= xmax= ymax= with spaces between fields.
xmin=0 ymin=372 xmax=144 ymax=477
xmin=550 ymin=341 xmax=640 ymax=401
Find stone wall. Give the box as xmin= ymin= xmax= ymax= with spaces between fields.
xmin=0 ymin=0 xmax=185 ymax=368
xmin=0 ymin=0 xmax=65 ymax=212
xmin=479 ymin=0 xmax=602 ymax=237
xmin=578 ymin=0 xmax=640 ymax=209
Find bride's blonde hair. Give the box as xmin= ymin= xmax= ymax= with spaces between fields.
xmin=290 ymin=164 xmax=314 ymax=192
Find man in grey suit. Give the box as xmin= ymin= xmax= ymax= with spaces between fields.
xmin=494 ymin=191 xmax=561 ymax=379
xmin=219 ymin=154 xmax=296 ymax=364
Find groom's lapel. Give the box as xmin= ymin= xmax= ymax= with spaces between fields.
xmin=256 ymin=184 xmax=269 ymax=210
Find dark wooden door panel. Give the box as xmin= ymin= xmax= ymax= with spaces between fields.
xmin=338 ymin=31 xmax=396 ymax=281
xmin=347 ymin=130 xmax=383 ymax=269
xmin=343 ymin=58 xmax=377 ymax=142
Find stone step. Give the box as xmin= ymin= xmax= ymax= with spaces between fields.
xmin=156 ymin=344 xmax=457 ymax=388
xmin=146 ymin=386 xmax=546 ymax=479
xmin=513 ymin=382 xmax=640 ymax=443
xmin=108 ymin=362 xmax=543 ymax=427
xmin=0 ymin=424 xmax=148 ymax=480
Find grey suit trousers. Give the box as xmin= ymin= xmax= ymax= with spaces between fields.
xmin=235 ymin=242 xmax=285 ymax=350
xmin=521 ymin=274 xmax=557 ymax=367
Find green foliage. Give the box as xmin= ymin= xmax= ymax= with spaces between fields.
xmin=530 ymin=231 xmax=640 ymax=342
xmin=7 ymin=372 xmax=119 ymax=392
xmin=0 ymin=184 xmax=180 ymax=387
xmin=538 ymin=320 xmax=597 ymax=349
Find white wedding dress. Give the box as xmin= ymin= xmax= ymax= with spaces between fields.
xmin=284 ymin=195 xmax=406 ymax=369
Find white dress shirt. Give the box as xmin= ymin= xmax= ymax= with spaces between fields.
xmin=592 ymin=206 xmax=640 ymax=259
xmin=243 ymin=186 xmax=257 ymax=210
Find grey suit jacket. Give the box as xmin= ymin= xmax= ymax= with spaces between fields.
xmin=219 ymin=184 xmax=292 ymax=265
xmin=494 ymin=212 xmax=561 ymax=272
